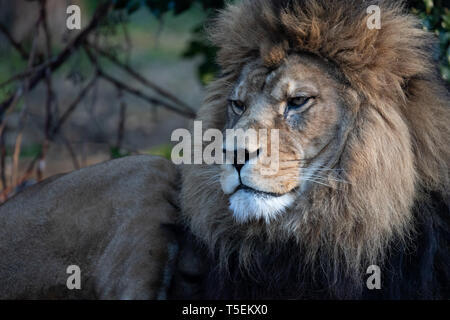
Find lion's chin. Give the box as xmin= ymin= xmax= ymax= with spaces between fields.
xmin=229 ymin=189 xmax=295 ymax=224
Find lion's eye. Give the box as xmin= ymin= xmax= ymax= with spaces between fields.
xmin=286 ymin=96 xmax=314 ymax=111
xmin=229 ymin=100 xmax=246 ymax=116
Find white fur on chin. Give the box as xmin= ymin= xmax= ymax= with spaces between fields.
xmin=229 ymin=189 xmax=295 ymax=224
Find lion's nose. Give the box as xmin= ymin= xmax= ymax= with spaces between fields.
xmin=233 ymin=149 xmax=249 ymax=173
xmin=222 ymin=148 xmax=259 ymax=174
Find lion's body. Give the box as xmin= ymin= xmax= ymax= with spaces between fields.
xmin=0 ymin=0 xmax=449 ymax=300
xmin=0 ymin=156 xmax=179 ymax=299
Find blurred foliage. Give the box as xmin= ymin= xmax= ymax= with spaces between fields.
xmin=183 ymin=24 xmax=218 ymax=84
xmin=110 ymin=146 xmax=131 ymax=159
xmin=409 ymin=0 xmax=450 ymax=82
xmin=110 ymin=0 xmax=450 ymax=84
xmin=111 ymin=0 xmax=225 ymax=84
xmin=112 ymin=0 xmax=225 ymax=16
xmin=6 ymin=144 xmax=42 ymax=159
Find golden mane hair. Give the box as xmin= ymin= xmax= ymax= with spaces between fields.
xmin=180 ymin=0 xmax=450 ymax=298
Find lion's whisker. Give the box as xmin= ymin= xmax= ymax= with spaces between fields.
xmin=308 ymin=174 xmax=351 ymax=184
xmin=302 ymin=178 xmax=333 ymax=188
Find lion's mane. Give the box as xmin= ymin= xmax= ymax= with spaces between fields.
xmin=178 ymin=0 xmax=450 ymax=299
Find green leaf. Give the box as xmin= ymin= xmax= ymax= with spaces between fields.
xmin=440 ymin=65 xmax=450 ymax=81
xmin=110 ymin=147 xmax=130 ymax=159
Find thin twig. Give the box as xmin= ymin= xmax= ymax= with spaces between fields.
xmin=58 ymin=134 xmax=80 ymax=170
xmin=99 ymin=69 xmax=196 ymax=118
xmin=11 ymin=13 xmax=41 ymax=187
xmin=0 ymin=154 xmax=39 ymax=201
xmin=0 ymin=65 xmax=45 ymax=89
xmin=0 ymin=124 xmax=6 ymax=191
xmin=39 ymin=0 xmax=54 ymax=181
xmin=12 ymin=133 xmax=22 ymax=187
xmin=90 ymin=43 xmax=196 ymax=114
xmin=0 ymin=22 xmax=29 ymax=60
xmin=51 ymin=75 xmax=98 ymax=137
xmin=84 ymin=44 xmax=195 ymax=118
xmin=0 ymin=1 xmax=113 ymax=121
xmin=121 ymin=20 xmax=132 ymax=65
xmin=39 ymin=0 xmax=52 ymax=59
xmin=116 ymin=89 xmax=126 ymax=150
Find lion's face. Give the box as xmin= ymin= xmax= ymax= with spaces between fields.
xmin=220 ymin=54 xmax=350 ymax=223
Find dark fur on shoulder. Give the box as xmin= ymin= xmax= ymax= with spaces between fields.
xmin=171 ymin=192 xmax=449 ymax=299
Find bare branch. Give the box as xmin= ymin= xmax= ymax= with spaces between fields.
xmin=0 ymin=58 xmax=59 ymax=88
xmin=121 ymin=20 xmax=132 ymax=65
xmin=0 ymin=1 xmax=113 ymax=121
xmin=90 ymin=43 xmax=196 ymax=114
xmin=0 ymin=23 xmax=29 ymax=60
xmin=39 ymin=0 xmax=52 ymax=59
xmin=116 ymin=89 xmax=126 ymax=150
xmin=99 ymin=69 xmax=196 ymax=119
xmin=51 ymin=76 xmax=98 ymax=137
xmin=0 ymin=153 xmax=39 ymax=200
xmin=12 ymin=133 xmax=23 ymax=187
xmin=0 ymin=124 xmax=7 ymax=191
xmin=58 ymin=134 xmax=80 ymax=170
xmin=11 ymin=15 xmax=41 ymax=187
xmin=84 ymin=45 xmax=195 ymax=119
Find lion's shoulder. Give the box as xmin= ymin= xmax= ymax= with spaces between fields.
xmin=0 ymin=155 xmax=180 ymax=299
xmin=3 ymin=155 xmax=179 ymax=210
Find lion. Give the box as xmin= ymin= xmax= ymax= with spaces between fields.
xmin=176 ymin=0 xmax=450 ymax=299
xmin=0 ymin=156 xmax=180 ymax=299
xmin=0 ymin=0 xmax=449 ymax=300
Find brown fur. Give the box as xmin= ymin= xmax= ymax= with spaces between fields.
xmin=0 ymin=156 xmax=179 ymax=299
xmin=180 ymin=0 xmax=450 ymax=292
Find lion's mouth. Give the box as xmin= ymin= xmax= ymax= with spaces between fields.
xmin=229 ymin=184 xmax=298 ymax=223
xmin=235 ymin=184 xmax=297 ymax=198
